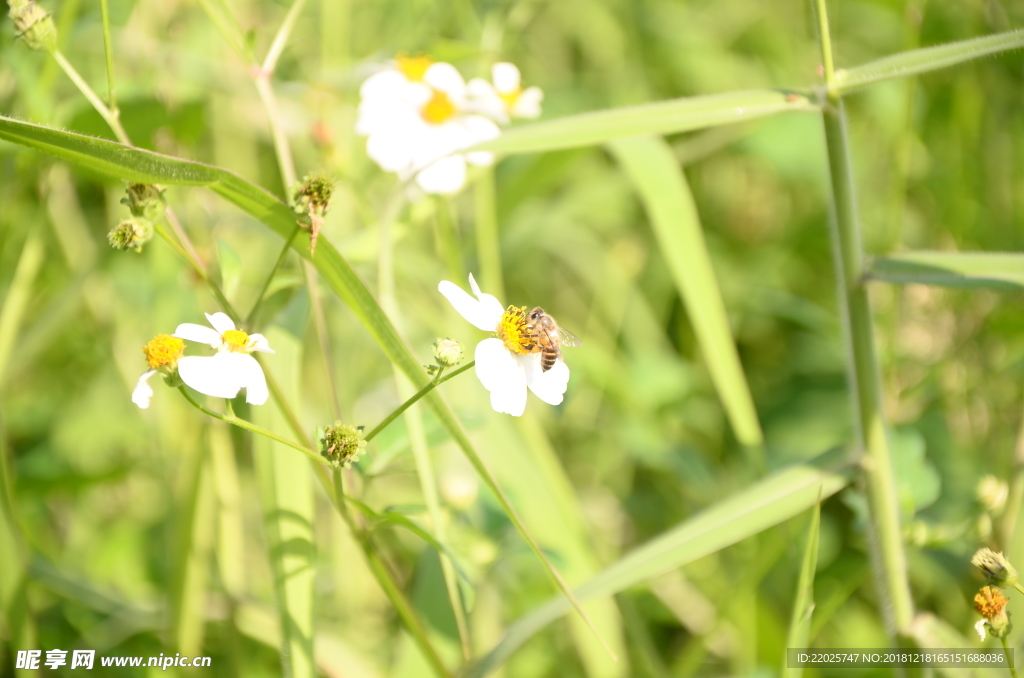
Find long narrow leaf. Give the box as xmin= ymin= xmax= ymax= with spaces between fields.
xmin=782 ymin=502 xmax=821 ymax=678
xmin=834 ymin=29 xmax=1024 ymax=95
xmin=609 ymin=136 xmax=764 ymax=448
xmin=471 ymin=90 xmax=817 ymax=155
xmin=867 ymin=251 xmax=1024 ymax=291
xmin=0 ymin=115 xmax=603 ymax=651
xmin=465 ymin=447 xmax=857 ymax=678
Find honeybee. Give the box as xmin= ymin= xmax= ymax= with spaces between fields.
xmin=525 ymin=307 xmax=582 ymax=372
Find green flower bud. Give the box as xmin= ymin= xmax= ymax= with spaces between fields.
xmin=108 ymin=217 xmax=154 ymax=252
xmin=317 ymin=422 xmax=366 ymax=469
xmin=8 ymin=0 xmax=56 ymax=52
xmin=121 ymin=183 xmax=166 ymax=222
xmin=972 ymin=548 xmax=1019 ymax=588
xmin=432 ymin=338 xmax=462 ymax=367
xmin=290 ymin=172 xmax=334 ymax=218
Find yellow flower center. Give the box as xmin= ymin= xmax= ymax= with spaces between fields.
xmin=975 ymin=586 xmax=1009 ymax=619
xmin=396 ymin=55 xmax=432 ymax=82
xmin=499 ymin=87 xmax=522 ymax=110
xmin=143 ymin=334 xmax=185 ymax=370
xmin=496 ymin=306 xmax=535 ymax=354
xmin=222 ymin=329 xmax=251 ymax=352
xmin=421 ymin=89 xmax=457 ymax=125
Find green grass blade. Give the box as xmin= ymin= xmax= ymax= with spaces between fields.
xmin=866 ymin=251 xmax=1024 ymax=290
xmin=782 ymin=501 xmax=821 ymax=678
xmin=254 ymin=327 xmax=316 ymax=678
xmin=609 ymin=136 xmax=764 ymax=449
xmin=834 ymin=29 xmax=1024 ymax=95
xmin=470 ymin=90 xmax=817 ymax=155
xmin=0 ymin=232 xmax=44 ymax=391
xmin=465 ymin=447 xmax=857 ymax=678
xmin=0 ymin=114 xmax=611 ymax=655
xmin=170 ymin=432 xmax=216 ymax=658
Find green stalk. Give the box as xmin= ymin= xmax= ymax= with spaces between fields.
xmin=245 ymin=225 xmax=301 ymax=326
xmin=51 ymin=50 xmax=128 ymax=144
xmin=1001 ymin=637 xmax=1018 ymax=678
xmin=177 ymin=387 xmax=329 ymax=467
xmin=474 ymin=168 xmax=504 ymax=297
xmin=331 ymin=472 xmax=454 ymax=677
xmin=363 ymin=362 xmax=474 ymax=442
xmin=98 ymin=0 xmax=117 ymax=113
xmin=813 ymin=0 xmax=914 ymax=634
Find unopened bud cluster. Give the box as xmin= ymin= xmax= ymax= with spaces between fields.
xmin=290 ymin=173 xmax=334 ymax=255
xmin=972 ymin=548 xmax=1018 ymax=589
xmin=426 ymin=338 xmax=462 ymax=375
xmin=108 ymin=183 xmax=164 ymax=253
xmin=8 ymin=0 xmax=56 ymax=52
xmin=317 ymin=422 xmax=366 ymax=469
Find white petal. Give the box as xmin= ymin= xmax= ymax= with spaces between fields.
xmin=415 ymin=155 xmax=467 ymax=195
xmin=132 ymin=369 xmax=157 ymax=409
xmin=438 ymin=280 xmax=501 ymax=331
xmin=247 ymin=334 xmax=275 ymax=353
xmin=174 ymin=323 xmax=223 ymax=347
xmin=492 ymin=63 xmax=522 ymax=94
xmin=360 ymin=70 xmax=410 ymax=99
xmin=521 ymin=354 xmax=570 ymax=405
xmin=511 ymin=87 xmax=543 ymax=119
xmin=366 ymin=131 xmax=418 ymax=173
xmin=465 ymin=78 xmax=508 ymax=124
xmin=424 ymin=62 xmax=466 ymax=100
xmin=976 ymin=619 xmax=988 ymax=642
xmin=458 ymin=115 xmax=502 ymax=148
xmin=178 ymin=354 xmax=244 ymax=399
xmin=206 ymin=312 xmax=236 ymax=334
xmin=237 ymin=354 xmax=269 ymax=405
xmin=475 ymin=338 xmax=527 ymax=416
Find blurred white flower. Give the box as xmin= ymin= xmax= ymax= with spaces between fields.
xmin=357 ymin=57 xmax=500 ymax=195
xmin=467 ymin=62 xmax=544 ymax=125
xmin=438 ymin=274 xmax=569 ymax=417
xmin=173 ymin=312 xmax=274 ymax=405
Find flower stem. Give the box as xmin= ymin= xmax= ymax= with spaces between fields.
xmin=51 ymin=50 xmax=129 ymax=144
xmin=1001 ymin=636 xmax=1018 ymax=678
xmin=814 ymin=0 xmax=914 ymax=636
xmin=154 ymin=221 xmax=235 ymax=316
xmin=245 ymin=225 xmax=301 ymax=326
xmin=363 ymin=362 xmax=474 ymax=443
xmin=474 ymin=166 xmax=504 ymax=298
xmin=177 ymin=387 xmax=328 ymax=467
xmin=99 ymin=0 xmax=117 ymax=114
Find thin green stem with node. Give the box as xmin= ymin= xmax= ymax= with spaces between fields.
xmin=178 ymin=387 xmax=328 ymax=467
xmin=813 ymin=0 xmax=914 ymax=636
xmin=363 ymin=362 xmax=474 ymax=443
xmin=51 ymin=50 xmax=128 ymax=144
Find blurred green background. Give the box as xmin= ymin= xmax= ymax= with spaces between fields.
xmin=3 ymin=0 xmax=1024 ymax=676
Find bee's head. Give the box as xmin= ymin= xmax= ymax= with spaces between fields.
xmin=528 ymin=307 xmax=545 ymax=322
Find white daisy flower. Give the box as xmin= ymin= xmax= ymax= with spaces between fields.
xmin=438 ymin=274 xmax=570 ymax=417
xmin=132 ymin=334 xmax=186 ymax=409
xmin=467 ymin=62 xmax=544 ymax=125
xmin=172 ymin=312 xmax=275 ymax=405
xmin=357 ymin=57 xmax=501 ymax=195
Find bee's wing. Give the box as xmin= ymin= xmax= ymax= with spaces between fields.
xmin=556 ymin=327 xmax=582 ymax=347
